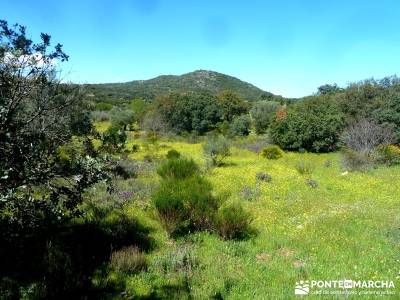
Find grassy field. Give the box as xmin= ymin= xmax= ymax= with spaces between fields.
xmin=93 ymin=124 xmax=400 ymax=299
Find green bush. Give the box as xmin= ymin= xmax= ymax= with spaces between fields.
xmin=261 ymin=145 xmax=284 ymax=159
xmin=229 ymin=115 xmax=251 ymax=136
xmin=295 ymin=160 xmax=315 ymax=175
xmin=214 ymin=202 xmax=252 ymax=240
xmin=377 ymin=144 xmax=400 ymax=165
xmin=131 ymin=144 xmax=140 ymax=152
xmin=110 ymin=246 xmax=147 ymax=274
xmin=203 ymin=135 xmax=231 ymax=166
xmin=270 ymin=96 xmax=345 ymax=152
xmin=152 ymin=176 xmax=219 ymax=234
xmin=166 ymin=149 xmax=181 ymax=160
xmin=157 ymin=157 xmax=199 ymax=180
xmin=102 ymin=126 xmax=127 ymax=152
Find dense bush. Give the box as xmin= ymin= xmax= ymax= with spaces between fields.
xmin=250 ymin=101 xmax=280 ymax=134
xmin=214 ymin=202 xmax=252 ymax=240
xmin=218 ymin=90 xmax=249 ymax=122
xmin=101 ymin=126 xmax=127 ymax=152
xmin=166 ymin=149 xmax=181 ymax=160
xmin=377 ymin=144 xmax=400 ymax=166
xmin=203 ymin=135 xmax=231 ymax=166
xmin=229 ymin=114 xmax=251 ymax=136
xmin=110 ymin=106 xmax=136 ymax=131
xmin=270 ymin=96 xmax=345 ymax=152
xmin=155 ymin=92 xmax=223 ymax=134
xmin=157 ymin=157 xmax=199 ymax=180
xmin=261 ymin=145 xmax=284 ymax=159
xmin=152 ymin=176 xmax=219 ymax=234
xmin=110 ymin=246 xmax=147 ymax=274
xmin=91 ymin=110 xmax=111 ymax=122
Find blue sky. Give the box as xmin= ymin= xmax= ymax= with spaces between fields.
xmin=2 ymin=0 xmax=400 ymax=97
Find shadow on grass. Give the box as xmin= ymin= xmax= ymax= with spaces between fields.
xmin=0 ymin=215 xmax=155 ymax=299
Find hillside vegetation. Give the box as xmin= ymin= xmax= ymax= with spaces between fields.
xmin=85 ymin=70 xmax=280 ymax=102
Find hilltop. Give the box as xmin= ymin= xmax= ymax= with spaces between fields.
xmin=85 ymin=70 xmax=278 ymax=102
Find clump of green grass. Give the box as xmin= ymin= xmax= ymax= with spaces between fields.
xmin=110 ymin=246 xmax=147 ymax=274
xmin=295 ymin=160 xmax=315 ymax=175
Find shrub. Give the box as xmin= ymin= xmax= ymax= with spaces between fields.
xmin=250 ymin=101 xmax=280 ymax=134
xmin=341 ymin=149 xmax=373 ymax=172
xmin=111 ymin=158 xmax=139 ymax=179
xmin=110 ymin=246 xmax=147 ymax=274
xmin=341 ymin=119 xmax=396 ymax=154
xmin=295 ymin=160 xmax=315 ymax=175
xmin=157 ymin=158 xmax=199 ymax=180
xmin=261 ymin=145 xmax=284 ymax=159
xmin=256 ymin=172 xmax=272 ymax=182
xmin=240 ymin=184 xmax=261 ymax=201
xmin=229 ymin=115 xmax=251 ymax=136
xmin=131 ymin=144 xmax=140 ymax=152
xmin=203 ymin=135 xmax=231 ymax=166
xmin=152 ymin=176 xmax=219 ymax=234
xmin=91 ymin=110 xmax=111 ymax=122
xmin=102 ymin=126 xmax=127 ymax=152
xmin=214 ymin=202 xmax=252 ymax=240
xmin=166 ymin=149 xmax=181 ymax=160
xmin=151 ymin=244 xmax=197 ymax=274
xmin=305 ymin=178 xmax=318 ymax=188
xmin=376 ymin=144 xmax=400 ymax=166
xmin=270 ymin=96 xmax=345 ymax=152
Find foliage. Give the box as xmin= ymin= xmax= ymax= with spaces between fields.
xmin=166 ymin=149 xmax=181 ymax=160
xmin=214 ymin=201 xmax=252 ymax=240
xmin=110 ymin=158 xmax=140 ymax=179
xmin=256 ymin=172 xmax=272 ymax=182
xmin=110 ymin=246 xmax=147 ymax=274
xmin=86 ymin=70 xmax=269 ymax=103
xmin=217 ymin=90 xmax=249 ymax=122
xmin=261 ymin=145 xmax=284 ymax=159
xmin=250 ymin=101 xmax=280 ymax=133
xmin=317 ymin=83 xmax=342 ymax=95
xmin=92 ymin=110 xmax=111 ymax=122
xmin=341 ymin=149 xmax=373 ymax=172
xmin=240 ymin=184 xmax=261 ymax=201
xmin=101 ymin=125 xmax=127 ymax=152
xmin=305 ymin=178 xmax=318 ymax=188
xmin=270 ymin=96 xmax=345 ymax=152
xmin=110 ymin=106 xmax=135 ymax=131
xmin=155 ymin=92 xmax=223 ymax=134
xmin=295 ymin=160 xmax=315 ymax=175
xmin=376 ymin=144 xmax=400 ymax=166
xmin=152 ymin=176 xmax=219 ymax=234
xmin=203 ymin=135 xmax=231 ymax=166
xmin=229 ymin=114 xmax=251 ymax=136
xmin=157 ymin=157 xmax=199 ymax=180
xmin=340 ymin=119 xmax=396 ymax=154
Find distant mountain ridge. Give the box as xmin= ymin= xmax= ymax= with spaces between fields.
xmin=85 ymin=70 xmax=276 ymax=102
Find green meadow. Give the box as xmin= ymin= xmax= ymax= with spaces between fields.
xmin=91 ymin=123 xmax=400 ymax=299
